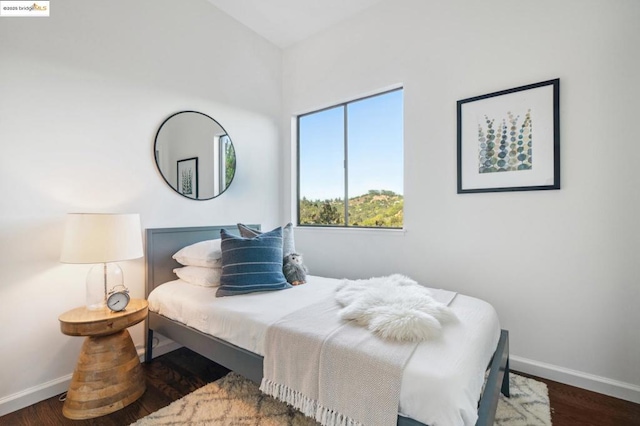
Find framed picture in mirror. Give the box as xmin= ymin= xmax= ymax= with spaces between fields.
xmin=177 ymin=157 xmax=198 ymax=199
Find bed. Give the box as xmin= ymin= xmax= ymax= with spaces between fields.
xmin=144 ymin=225 xmax=510 ymax=426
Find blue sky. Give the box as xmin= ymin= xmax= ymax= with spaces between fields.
xmin=299 ymin=89 xmax=403 ymax=201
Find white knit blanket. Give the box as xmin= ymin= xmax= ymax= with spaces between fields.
xmin=260 ymin=296 xmax=418 ymax=426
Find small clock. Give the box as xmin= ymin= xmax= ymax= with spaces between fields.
xmin=107 ymin=285 xmax=130 ymax=312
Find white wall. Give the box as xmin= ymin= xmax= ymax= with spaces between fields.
xmin=282 ymin=0 xmax=640 ymax=402
xmin=0 ymin=0 xmax=282 ymax=414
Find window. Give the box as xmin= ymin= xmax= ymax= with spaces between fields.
xmin=297 ymin=88 xmax=403 ymax=228
xmin=218 ymin=134 xmax=235 ymax=191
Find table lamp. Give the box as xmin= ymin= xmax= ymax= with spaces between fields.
xmin=60 ymin=213 xmax=143 ymax=310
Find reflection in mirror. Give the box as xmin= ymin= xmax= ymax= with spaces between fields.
xmin=154 ymin=111 xmax=236 ymax=200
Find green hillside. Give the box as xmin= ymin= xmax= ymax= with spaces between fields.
xmin=299 ymin=190 xmax=403 ymax=228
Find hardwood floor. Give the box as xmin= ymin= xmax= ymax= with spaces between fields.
xmin=516 ymin=372 xmax=640 ymax=426
xmin=0 ymin=348 xmax=230 ymax=426
xmin=1 ymin=348 xmax=639 ymax=425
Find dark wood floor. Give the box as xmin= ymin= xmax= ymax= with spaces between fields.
xmin=2 ymin=347 xmax=639 ymax=426
xmin=515 ymin=371 xmax=640 ymax=426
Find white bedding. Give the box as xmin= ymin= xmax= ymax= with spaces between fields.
xmin=148 ymin=275 xmax=501 ymax=426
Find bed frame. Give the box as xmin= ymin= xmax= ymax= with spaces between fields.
xmin=144 ymin=226 xmax=510 ymax=426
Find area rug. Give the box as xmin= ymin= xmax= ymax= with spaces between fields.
xmin=131 ymin=372 xmax=552 ymax=426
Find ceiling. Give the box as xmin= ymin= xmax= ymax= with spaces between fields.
xmin=206 ymin=0 xmax=384 ymax=48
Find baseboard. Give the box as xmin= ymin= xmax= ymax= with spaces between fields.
xmin=0 ymin=339 xmax=183 ymax=417
xmin=0 ymin=373 xmax=72 ymax=417
xmin=511 ymin=355 xmax=640 ymax=404
xmin=137 ymin=336 xmax=182 ymax=361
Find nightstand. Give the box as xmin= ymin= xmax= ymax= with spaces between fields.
xmin=58 ymin=299 xmax=148 ymax=419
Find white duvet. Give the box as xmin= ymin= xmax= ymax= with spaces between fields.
xmin=148 ymin=275 xmax=500 ymax=426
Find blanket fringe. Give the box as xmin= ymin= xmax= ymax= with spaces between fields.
xmin=260 ymin=378 xmax=363 ymax=426
xmin=260 ymin=378 xmax=318 ymax=419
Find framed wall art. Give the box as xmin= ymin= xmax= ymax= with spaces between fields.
xmin=457 ymin=79 xmax=560 ymax=194
xmin=177 ymin=157 xmax=199 ymax=199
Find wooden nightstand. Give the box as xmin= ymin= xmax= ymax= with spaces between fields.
xmin=58 ymin=299 xmax=148 ymax=420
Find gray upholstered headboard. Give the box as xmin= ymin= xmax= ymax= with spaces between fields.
xmin=145 ymin=225 xmax=260 ymax=297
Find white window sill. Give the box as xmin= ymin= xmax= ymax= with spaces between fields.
xmin=294 ymin=225 xmax=407 ymax=236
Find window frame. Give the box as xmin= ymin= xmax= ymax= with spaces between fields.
xmin=296 ymin=87 xmax=404 ymax=229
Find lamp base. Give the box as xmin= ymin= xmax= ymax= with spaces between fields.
xmin=86 ymin=262 xmax=123 ymax=310
xmin=86 ymin=301 xmax=106 ymax=311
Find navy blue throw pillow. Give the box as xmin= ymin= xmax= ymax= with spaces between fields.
xmin=216 ymin=227 xmax=291 ymax=297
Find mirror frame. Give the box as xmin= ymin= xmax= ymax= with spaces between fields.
xmin=154 ymin=110 xmax=236 ymax=200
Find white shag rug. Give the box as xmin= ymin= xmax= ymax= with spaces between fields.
xmin=335 ymin=274 xmax=457 ymax=342
xmin=131 ymin=372 xmax=552 ymax=426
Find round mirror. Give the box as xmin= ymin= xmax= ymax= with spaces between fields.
xmin=154 ymin=111 xmax=236 ymax=200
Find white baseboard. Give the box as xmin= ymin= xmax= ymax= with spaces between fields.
xmin=0 ymin=373 xmax=72 ymax=417
xmin=0 ymin=339 xmax=183 ymax=418
xmin=141 ymin=337 xmax=182 ymax=359
xmin=511 ymin=355 xmax=640 ymax=404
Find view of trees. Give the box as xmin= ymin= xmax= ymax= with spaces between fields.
xmin=299 ymin=190 xmax=403 ymax=228
xmin=224 ymin=142 xmax=236 ymax=185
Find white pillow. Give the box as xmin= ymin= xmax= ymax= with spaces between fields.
xmin=172 ymin=239 xmax=222 ymax=267
xmin=173 ymin=266 xmax=222 ymax=287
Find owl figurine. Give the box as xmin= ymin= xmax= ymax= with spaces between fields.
xmin=283 ymin=252 xmax=308 ymax=286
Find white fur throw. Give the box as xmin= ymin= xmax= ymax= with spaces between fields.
xmin=335 ymin=274 xmax=457 ymax=342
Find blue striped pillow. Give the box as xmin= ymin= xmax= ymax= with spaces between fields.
xmin=216 ymin=227 xmax=292 ymax=297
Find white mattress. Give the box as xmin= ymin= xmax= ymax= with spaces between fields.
xmin=148 ymin=275 xmax=501 ymax=426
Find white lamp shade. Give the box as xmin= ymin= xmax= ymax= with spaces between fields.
xmin=60 ymin=213 xmax=144 ymax=264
